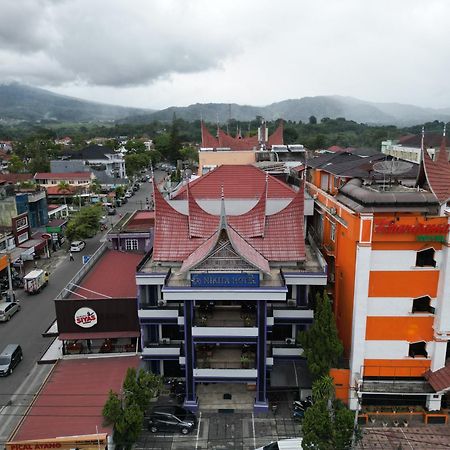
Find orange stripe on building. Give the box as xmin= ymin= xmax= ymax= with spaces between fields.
xmin=366 ymin=316 xmax=434 ymax=341
xmin=364 ymin=359 xmax=431 ymax=377
xmin=369 ymin=271 xmax=439 ymax=298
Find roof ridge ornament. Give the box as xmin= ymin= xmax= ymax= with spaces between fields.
xmin=219 ymin=184 xmax=227 ymax=230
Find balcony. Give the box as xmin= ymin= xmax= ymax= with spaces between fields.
xmin=142 ymin=342 xmax=181 ymax=360
xmin=196 ymin=345 xmax=256 ymax=370
xmin=138 ymin=304 xmax=181 ymax=324
xmin=194 ymin=305 xmax=256 ymax=328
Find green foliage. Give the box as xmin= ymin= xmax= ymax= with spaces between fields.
xmin=298 ymin=291 xmax=343 ymax=380
xmin=8 ymin=155 xmax=25 ymax=173
xmin=65 ymin=205 xmax=102 ymax=242
xmin=302 ymin=377 xmax=356 ymax=450
xmin=115 ymin=185 xmax=125 ymax=198
xmin=90 ymin=178 xmax=101 ymax=194
xmin=125 ymin=139 xmax=146 ymax=152
xmin=309 ymin=115 xmax=317 ymax=125
xmin=125 ymin=153 xmax=151 ymax=177
xmin=102 ymin=390 xmax=122 ymax=425
xmin=179 ymin=145 xmax=199 ymax=163
xmin=102 ymin=368 xmax=162 ymax=450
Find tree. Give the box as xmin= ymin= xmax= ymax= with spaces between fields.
xmin=103 ymin=368 xmax=162 ymax=450
xmin=57 ymin=181 xmax=71 ymax=206
xmin=8 ymin=155 xmax=25 ymax=173
xmin=65 ymin=205 xmax=102 ymax=242
xmin=309 ymin=115 xmax=317 ymax=125
xmin=298 ymin=291 xmax=343 ymax=380
xmin=302 ymin=376 xmax=356 ymax=450
xmin=90 ymin=178 xmax=101 ymax=194
xmin=179 ymin=145 xmax=199 ymax=164
xmin=125 ymin=153 xmax=151 ymax=177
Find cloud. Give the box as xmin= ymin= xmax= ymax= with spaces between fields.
xmin=0 ymin=0 xmax=246 ymax=87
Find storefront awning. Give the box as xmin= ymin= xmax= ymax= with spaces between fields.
xmin=59 ymin=331 xmax=140 ymax=340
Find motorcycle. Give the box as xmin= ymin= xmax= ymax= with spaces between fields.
xmin=292 ymin=396 xmax=312 ymax=421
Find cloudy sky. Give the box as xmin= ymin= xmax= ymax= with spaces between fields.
xmin=1 ymin=0 xmax=449 ymax=110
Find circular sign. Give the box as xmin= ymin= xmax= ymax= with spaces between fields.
xmin=41 ymin=233 xmax=52 ymax=240
xmin=74 ymin=307 xmax=97 ymax=328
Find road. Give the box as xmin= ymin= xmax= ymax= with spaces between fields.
xmin=0 ymin=175 xmax=157 ymax=444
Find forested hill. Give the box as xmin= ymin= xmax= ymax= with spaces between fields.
xmin=129 ymin=96 xmax=450 ymax=126
xmin=0 ymin=83 xmax=151 ymax=122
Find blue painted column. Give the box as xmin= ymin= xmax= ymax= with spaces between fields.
xmin=183 ymin=300 xmax=198 ymax=411
xmin=255 ymin=300 xmax=269 ymax=413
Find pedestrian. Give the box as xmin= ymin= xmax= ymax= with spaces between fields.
xmin=69 ymin=251 xmax=74 ymax=261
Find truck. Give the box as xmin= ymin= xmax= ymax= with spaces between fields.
xmin=23 ymin=269 xmax=49 ymax=295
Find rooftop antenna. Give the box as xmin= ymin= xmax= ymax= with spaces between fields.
xmin=373 ymin=160 xmax=413 ymax=191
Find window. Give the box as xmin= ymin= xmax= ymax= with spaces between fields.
xmin=409 ymin=341 xmax=428 ymax=358
xmin=330 ymin=222 xmax=336 ymax=242
xmin=125 ymin=239 xmax=138 ymax=251
xmin=415 ymin=248 xmax=436 ymax=267
xmin=412 ymin=296 xmax=434 ymax=314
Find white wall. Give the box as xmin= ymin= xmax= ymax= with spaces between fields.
xmin=370 ymin=249 xmax=442 ymax=271
xmin=367 ymin=297 xmax=436 ymax=316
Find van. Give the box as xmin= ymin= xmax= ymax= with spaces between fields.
xmin=0 ymin=344 xmax=23 ymax=376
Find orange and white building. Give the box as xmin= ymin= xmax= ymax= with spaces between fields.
xmin=306 ymin=133 xmax=450 ymax=411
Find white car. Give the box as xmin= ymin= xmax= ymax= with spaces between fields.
xmin=70 ymin=241 xmax=86 ymax=252
xmin=125 ymin=191 xmax=132 ymax=198
xmin=0 ymin=302 xmax=21 ymax=322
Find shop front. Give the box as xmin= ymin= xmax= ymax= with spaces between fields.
xmin=6 ymin=433 xmax=108 ymax=450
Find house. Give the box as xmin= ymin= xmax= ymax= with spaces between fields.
xmin=306 ymin=131 xmax=450 ymax=411
xmin=136 ymin=164 xmax=327 ymax=412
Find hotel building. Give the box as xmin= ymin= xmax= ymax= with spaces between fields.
xmin=306 ymin=134 xmax=450 ymax=411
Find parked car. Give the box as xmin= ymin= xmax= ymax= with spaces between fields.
xmin=125 ymin=191 xmax=132 ymax=198
xmin=146 ymin=406 xmax=197 ymax=435
xmin=70 ymin=241 xmax=86 ymax=252
xmin=0 ymin=344 xmax=23 ymax=376
xmin=107 ymin=207 xmax=117 ymax=215
xmin=0 ymin=302 xmax=21 ymax=322
xmin=120 ymin=196 xmax=128 ymax=204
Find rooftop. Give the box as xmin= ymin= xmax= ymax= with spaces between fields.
xmin=70 ymin=249 xmax=144 ymax=299
xmin=12 ymin=356 xmax=139 ymax=441
xmin=34 ymin=172 xmax=92 ymax=180
xmin=109 ymin=210 xmax=154 ymax=234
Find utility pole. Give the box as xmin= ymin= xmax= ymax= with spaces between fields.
xmin=6 ymin=255 xmax=14 ymax=302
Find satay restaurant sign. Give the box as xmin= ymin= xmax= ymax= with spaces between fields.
xmin=74 ymin=307 xmax=98 ymax=328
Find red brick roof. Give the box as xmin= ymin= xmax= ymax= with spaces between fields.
xmin=153 ymin=169 xmax=305 ymax=263
xmin=71 ymin=250 xmax=143 ymax=299
xmin=422 ymin=136 xmax=450 ymax=203
xmin=46 ymin=185 xmax=79 ymax=195
xmin=125 ymin=210 xmax=154 ymax=232
xmin=201 ymin=122 xmax=283 ymax=150
xmin=35 ymin=172 xmax=91 ymax=180
xmin=13 ymin=356 xmax=139 ymax=441
xmin=173 ymin=165 xmax=295 ymax=200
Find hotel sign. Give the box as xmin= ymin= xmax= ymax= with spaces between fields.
xmin=191 ymin=273 xmax=260 ymax=288
xmin=374 ymin=220 xmax=450 ymax=234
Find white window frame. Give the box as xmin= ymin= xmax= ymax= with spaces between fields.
xmin=330 ymin=222 xmax=336 ymax=242
xmin=125 ymin=239 xmax=138 ymax=251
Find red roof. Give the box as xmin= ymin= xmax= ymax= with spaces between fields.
xmin=71 ymin=250 xmax=143 ymax=299
xmin=125 ymin=210 xmax=154 ymax=232
xmin=201 ymin=122 xmax=283 ymax=151
xmin=424 ymin=363 xmax=450 ymax=392
xmin=328 ymin=145 xmax=345 ymax=152
xmin=35 ymin=172 xmax=91 ymax=180
xmin=153 ymin=167 xmax=305 ymax=263
xmin=13 ymin=356 xmax=139 ymax=441
xmin=46 ymin=185 xmax=79 ymax=195
xmin=422 ymin=136 xmax=450 ymax=203
xmin=173 ymin=165 xmax=295 ymax=200
xmin=0 ymin=173 xmax=33 ymax=183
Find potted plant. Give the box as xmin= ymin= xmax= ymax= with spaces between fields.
xmin=241 ymin=354 xmax=250 ymax=369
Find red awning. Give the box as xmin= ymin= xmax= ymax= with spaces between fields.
xmin=59 ymin=331 xmax=140 ymax=340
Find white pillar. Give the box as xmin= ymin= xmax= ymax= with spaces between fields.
xmin=426 ymin=394 xmax=442 ymax=411
xmin=349 ymin=244 xmax=371 ymax=410
xmin=431 ymin=341 xmax=447 ymax=372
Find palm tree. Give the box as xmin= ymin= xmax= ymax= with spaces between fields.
xmin=57 ymin=181 xmax=71 ymax=205
xmin=90 ymin=178 xmax=101 ymax=194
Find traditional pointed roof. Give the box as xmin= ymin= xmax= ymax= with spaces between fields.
xmin=153 ymin=168 xmax=305 ymax=263
xmin=173 ymin=165 xmax=295 ymax=200
xmin=201 ymin=122 xmax=283 ymax=151
xmin=422 ymin=133 xmax=450 ymax=204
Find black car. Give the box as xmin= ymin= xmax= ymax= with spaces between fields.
xmin=146 ymin=406 xmax=197 ymax=434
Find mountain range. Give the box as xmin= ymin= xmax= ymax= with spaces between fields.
xmin=1 ymin=83 xmax=450 ymax=126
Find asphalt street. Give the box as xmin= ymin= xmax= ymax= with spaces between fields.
xmin=0 ymin=176 xmax=156 ymax=445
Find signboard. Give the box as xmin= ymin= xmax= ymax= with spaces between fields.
xmin=82 ymin=255 xmax=91 ymax=264
xmin=6 ymin=433 xmax=108 ymax=450
xmin=374 ymin=220 xmax=450 ymax=234
xmin=191 ymin=273 xmax=260 ymax=288
xmin=75 ymin=307 xmax=98 ymax=328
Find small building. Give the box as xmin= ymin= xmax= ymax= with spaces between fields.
xmin=34 ymin=171 xmax=94 ymax=188
xmin=108 ymin=210 xmax=154 ymax=253
xmin=55 ymin=248 xmax=143 ymax=355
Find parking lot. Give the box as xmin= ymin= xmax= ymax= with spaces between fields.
xmin=135 ymin=411 xmax=302 ymax=450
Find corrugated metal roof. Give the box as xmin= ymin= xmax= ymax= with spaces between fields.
xmin=71 ymin=250 xmax=143 ymax=299
xmin=13 ymin=356 xmax=139 ymax=441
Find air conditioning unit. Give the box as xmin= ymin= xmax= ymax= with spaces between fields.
xmin=287 ymin=299 xmax=296 ymax=307
xmin=330 ymin=207 xmax=337 ymax=215
xmin=158 ymin=299 xmax=167 ymax=307
xmin=285 ymin=338 xmax=295 ymax=345
xmin=160 ymin=338 xmax=171 ymax=345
